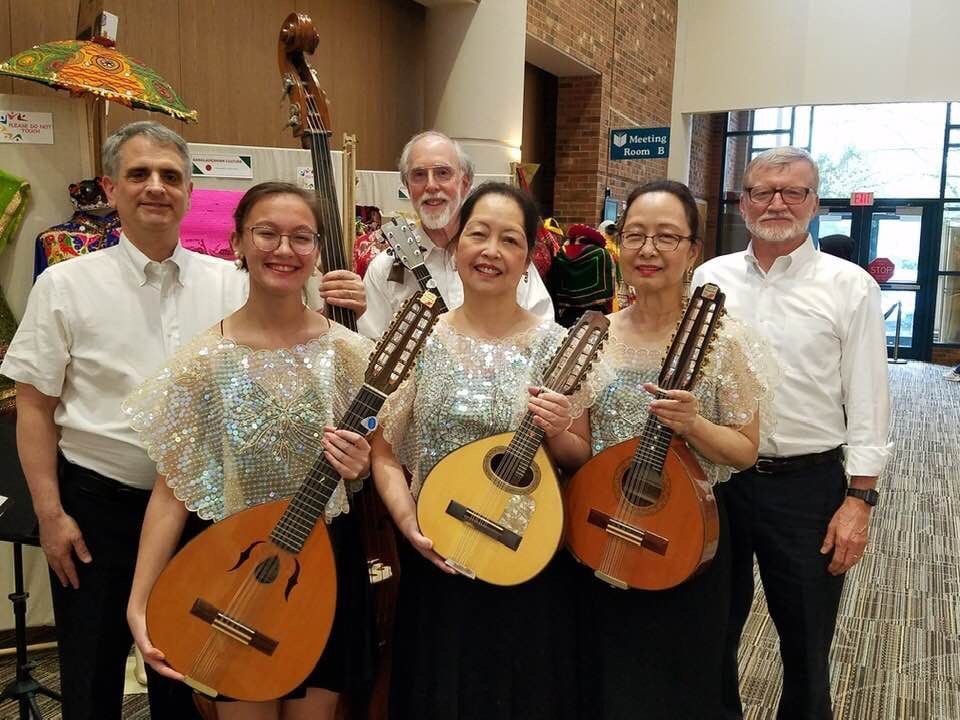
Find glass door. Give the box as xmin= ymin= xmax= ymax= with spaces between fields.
xmin=858 ymin=203 xmax=936 ymax=360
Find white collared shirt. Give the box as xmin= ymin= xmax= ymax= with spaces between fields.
xmin=1 ymin=234 xmax=249 ymax=489
xmin=356 ymin=234 xmax=554 ymax=338
xmin=693 ymin=236 xmax=892 ymax=477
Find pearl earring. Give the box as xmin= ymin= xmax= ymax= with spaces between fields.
xmin=234 ymin=256 xmax=244 ymax=270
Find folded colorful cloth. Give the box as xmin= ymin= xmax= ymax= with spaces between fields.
xmin=0 ymin=170 xmax=30 ymax=255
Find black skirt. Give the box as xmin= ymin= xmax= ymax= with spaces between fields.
xmin=389 ymin=541 xmax=580 ymax=720
xmin=573 ymin=491 xmax=732 ymax=720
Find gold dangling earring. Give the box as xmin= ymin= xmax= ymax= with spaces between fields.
xmin=683 ymin=267 xmax=693 ymax=304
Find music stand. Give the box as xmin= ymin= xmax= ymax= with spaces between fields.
xmin=0 ymin=412 xmax=61 ymax=720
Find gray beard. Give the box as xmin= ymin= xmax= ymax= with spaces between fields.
xmin=417 ymin=192 xmax=461 ymax=230
xmin=745 ymin=216 xmax=808 ymax=243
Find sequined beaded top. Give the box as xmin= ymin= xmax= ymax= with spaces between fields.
xmin=590 ymin=316 xmax=778 ymax=486
xmin=381 ymin=318 xmax=597 ymax=498
xmin=124 ymin=323 xmax=372 ymax=522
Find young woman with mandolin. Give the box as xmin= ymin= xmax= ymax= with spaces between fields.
xmin=571 ymin=180 xmax=778 ymax=718
xmin=370 ymin=183 xmax=595 ymax=720
xmin=124 ymin=182 xmax=373 ymax=720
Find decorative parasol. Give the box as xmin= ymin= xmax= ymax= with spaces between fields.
xmin=0 ymin=40 xmax=197 ymax=122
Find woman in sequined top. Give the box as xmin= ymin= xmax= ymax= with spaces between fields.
xmin=575 ymin=179 xmax=777 ymax=719
xmin=370 ymin=183 xmax=594 ymax=720
xmin=124 ymin=182 xmax=373 ymax=720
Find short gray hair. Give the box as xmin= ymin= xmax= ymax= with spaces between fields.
xmin=743 ymin=146 xmax=820 ymax=193
xmin=398 ymin=130 xmax=475 ymax=188
xmin=102 ymin=121 xmax=191 ymax=180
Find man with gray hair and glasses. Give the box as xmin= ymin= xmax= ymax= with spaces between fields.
xmin=357 ymin=130 xmax=552 ymax=337
xmin=2 ymin=121 xmax=247 ymax=719
xmin=694 ymin=147 xmax=891 ymax=719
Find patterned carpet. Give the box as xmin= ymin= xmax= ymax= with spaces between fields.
xmin=1 ymin=361 xmax=958 ymax=719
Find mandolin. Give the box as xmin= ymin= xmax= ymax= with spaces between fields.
xmin=380 ymin=217 xmax=448 ymax=313
xmin=565 ymin=283 xmax=725 ymax=591
xmin=416 ymin=311 xmax=609 ymax=586
xmin=145 ymin=292 xmax=442 ymax=702
xmin=279 ymin=13 xmax=355 ymax=331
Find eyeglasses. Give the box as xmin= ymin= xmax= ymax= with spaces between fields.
xmin=246 ymin=226 xmax=319 ymax=255
xmin=407 ymin=165 xmax=456 ymax=187
xmin=616 ymin=231 xmax=694 ymax=252
xmin=744 ymin=186 xmax=815 ymax=205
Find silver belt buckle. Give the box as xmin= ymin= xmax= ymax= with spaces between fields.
xmin=754 ymin=458 xmax=776 ymax=474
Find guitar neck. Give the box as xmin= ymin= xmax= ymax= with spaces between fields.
xmin=309 ymin=132 xmax=356 ymax=332
xmin=270 ymin=384 xmax=386 ymax=552
xmin=631 ymin=402 xmax=675 ymax=474
xmin=410 ymin=265 xmax=448 ymax=313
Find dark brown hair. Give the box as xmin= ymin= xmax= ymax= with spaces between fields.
xmin=232 ymin=181 xmax=325 ymax=237
xmin=455 ymin=182 xmax=540 ymax=253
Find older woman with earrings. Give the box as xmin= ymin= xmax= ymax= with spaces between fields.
xmin=575 ymin=180 xmax=778 ymax=719
xmin=124 ymin=181 xmax=373 ymax=720
xmin=371 ymin=182 xmax=596 ymax=720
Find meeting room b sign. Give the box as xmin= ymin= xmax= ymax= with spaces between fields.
xmin=610 ymin=127 xmax=670 ymax=160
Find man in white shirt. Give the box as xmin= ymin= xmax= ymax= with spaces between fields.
xmin=0 ymin=121 xmax=364 ymax=719
xmin=693 ymin=147 xmax=891 ymax=720
xmin=357 ymin=130 xmax=553 ymax=338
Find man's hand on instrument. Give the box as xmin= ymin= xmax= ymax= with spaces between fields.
xmin=323 ymin=426 xmax=371 ymax=481
xmin=127 ymin=606 xmax=184 ymax=681
xmin=645 ymin=383 xmax=701 ymax=437
xmin=319 ymin=269 xmax=367 ymax=316
xmin=38 ymin=510 xmax=91 ymax=589
xmin=398 ymin=514 xmax=456 ymax=574
xmin=820 ymin=497 xmax=871 ymax=575
xmin=528 ymin=386 xmax=574 ymax=438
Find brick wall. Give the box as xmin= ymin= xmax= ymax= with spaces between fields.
xmin=527 ymin=0 xmax=678 ymax=225
xmin=688 ymin=113 xmax=726 ymax=258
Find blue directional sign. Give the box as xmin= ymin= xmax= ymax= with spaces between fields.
xmin=609 ymin=127 xmax=670 ymax=161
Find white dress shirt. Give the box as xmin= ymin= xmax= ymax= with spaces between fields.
xmin=1 ymin=234 xmax=249 ymax=489
xmin=693 ymin=236 xmax=891 ymax=478
xmin=357 ymin=234 xmax=554 ymax=338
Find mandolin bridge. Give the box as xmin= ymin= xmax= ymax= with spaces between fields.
xmin=445 ymin=500 xmax=522 ymax=551
xmin=190 ymin=598 xmax=278 ymax=656
xmin=587 ymin=509 xmax=669 ymax=555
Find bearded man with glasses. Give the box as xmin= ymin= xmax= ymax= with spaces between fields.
xmin=357 ymin=130 xmax=553 ymax=338
xmin=694 ymin=147 xmax=891 ymax=720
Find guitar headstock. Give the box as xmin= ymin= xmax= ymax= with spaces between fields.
xmin=543 ymin=311 xmax=610 ymax=396
xmin=659 ymin=283 xmax=725 ymax=391
xmin=365 ymin=291 xmax=441 ymax=393
xmin=278 ymin=12 xmax=331 ymax=142
xmin=381 ymin=217 xmax=427 ymax=271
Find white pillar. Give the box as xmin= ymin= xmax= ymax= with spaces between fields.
xmin=667 ymin=0 xmax=692 ymax=183
xmin=424 ymin=0 xmax=527 ymax=175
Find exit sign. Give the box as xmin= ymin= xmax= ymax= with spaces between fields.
xmin=851 ymin=191 xmax=874 ymax=206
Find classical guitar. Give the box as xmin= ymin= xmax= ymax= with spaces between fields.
xmin=380 ymin=217 xmax=449 ymax=313
xmin=565 ymin=283 xmax=725 ymax=591
xmin=416 ymin=311 xmax=609 ymax=586
xmin=145 ymin=292 xmax=442 ymax=702
xmin=279 ymin=13 xmax=355 ymax=331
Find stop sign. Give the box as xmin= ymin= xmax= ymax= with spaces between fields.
xmin=867 ymin=257 xmax=895 ymax=283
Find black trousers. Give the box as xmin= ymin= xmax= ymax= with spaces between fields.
xmin=50 ymin=458 xmax=200 ymax=720
xmin=716 ymin=460 xmax=846 ymax=720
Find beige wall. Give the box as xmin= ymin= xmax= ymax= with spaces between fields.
xmin=676 ymin=0 xmax=960 ymax=115
xmin=0 ymin=0 xmax=426 ymax=170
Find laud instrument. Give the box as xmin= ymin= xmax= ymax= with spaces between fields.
xmin=416 ymin=311 xmax=609 ymax=586
xmin=145 ymin=292 xmax=441 ymax=701
xmin=565 ymin=283 xmax=725 ymax=591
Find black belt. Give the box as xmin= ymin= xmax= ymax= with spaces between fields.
xmin=751 ymin=447 xmax=843 ymax=475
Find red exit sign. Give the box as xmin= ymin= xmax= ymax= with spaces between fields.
xmin=851 ymin=191 xmax=874 ymax=206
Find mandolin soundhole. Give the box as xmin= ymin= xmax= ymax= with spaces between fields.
xmin=254 ymin=555 xmax=280 ymax=584
xmin=490 ymin=453 xmax=536 ymax=489
xmin=619 ymin=465 xmax=663 ymax=508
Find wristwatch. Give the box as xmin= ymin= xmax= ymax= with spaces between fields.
xmin=846 ymin=488 xmax=879 ymax=507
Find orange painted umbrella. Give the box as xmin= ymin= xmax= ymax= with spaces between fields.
xmin=0 ymin=40 xmax=197 ymax=122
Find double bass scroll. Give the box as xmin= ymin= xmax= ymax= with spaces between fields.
xmin=279 ymin=13 xmax=355 ymax=331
